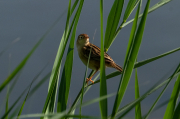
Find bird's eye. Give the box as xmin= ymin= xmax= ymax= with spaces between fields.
xmin=80 ymin=36 xmax=83 ymax=39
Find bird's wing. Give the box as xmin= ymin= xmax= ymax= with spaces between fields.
xmin=82 ymin=43 xmax=113 ymax=63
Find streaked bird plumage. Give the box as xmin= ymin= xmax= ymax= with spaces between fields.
xmin=76 ymin=34 xmax=123 ymax=84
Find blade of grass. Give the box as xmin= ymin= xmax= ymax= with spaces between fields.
xmin=5 ymin=85 xmax=10 ymax=119
xmin=0 ymin=10 xmax=65 ymax=93
xmin=104 ymin=0 xmax=124 ymax=52
xmin=80 ymin=69 xmax=94 ymax=117
xmin=135 ymin=69 xmax=142 ymax=119
xmin=122 ymin=0 xmax=172 ymax=28
xmin=173 ymin=101 xmax=180 ymax=119
xmin=90 ymin=46 xmax=180 ymax=86
xmin=6 ymin=69 xmax=51 ymax=119
xmin=1 ymin=63 xmax=49 ymax=119
xmin=164 ymin=74 xmax=180 ymax=119
xmin=113 ymin=0 xmax=141 ymax=46
xmin=57 ymin=0 xmax=84 ymax=113
xmin=8 ymin=72 xmax=22 ymax=94
xmin=88 ymin=71 xmax=121 ymax=86
xmin=153 ymin=99 xmax=174 ymax=112
xmin=0 ymin=40 xmax=40 ymax=92
xmin=44 ymin=0 xmax=73 ymax=114
xmin=28 ymin=72 xmax=51 ymax=97
xmin=86 ymin=0 xmax=178 ymax=91
xmin=66 ymin=0 xmax=84 ymax=115
xmin=111 ymin=0 xmax=141 ymax=117
xmin=17 ymin=92 xmax=115 ymax=119
xmin=7 ymin=70 xmax=51 ymax=119
xmin=42 ymin=0 xmax=84 ymax=115
xmin=105 ymin=46 xmax=180 ymax=81
xmin=78 ymin=28 xmax=97 ymax=119
xmin=64 ymin=21 xmax=180 ymax=116
xmin=111 ymin=0 xmax=149 ymax=118
xmin=123 ymin=0 xmax=140 ymax=22
xmin=18 ymin=113 xmax=100 ymax=119
xmin=67 ymin=71 xmax=99 ymax=115
xmin=79 ymin=28 xmax=93 ymax=117
xmin=143 ymin=63 xmax=180 ymax=119
xmin=61 ymin=115 xmax=100 ymax=119
xmin=57 ymin=0 xmax=73 ymax=113
xmin=46 ymin=0 xmax=72 ymax=113
xmin=114 ymin=66 xmax=180 ymax=118
xmin=134 ymin=47 xmax=180 ymax=68
xmin=99 ymin=0 xmax=107 ymax=118
xmin=56 ymin=115 xmax=100 ymax=119
xmin=17 ymin=79 xmax=33 ymax=119
xmin=17 ymin=63 xmax=49 ymax=118
xmin=1 ymin=85 xmax=30 ymax=119
xmin=78 ymin=93 xmax=116 ymax=109
xmin=0 ymin=71 xmax=22 ymax=116
xmin=5 ymin=54 xmax=13 ymax=119
xmin=124 ymin=0 xmax=141 ymax=64
xmin=113 ymin=0 xmax=172 ymax=43
xmin=70 ymin=0 xmax=79 ymax=15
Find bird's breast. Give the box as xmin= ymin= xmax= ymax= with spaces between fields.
xmin=78 ymin=50 xmax=99 ymax=70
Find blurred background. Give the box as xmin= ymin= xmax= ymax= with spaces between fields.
xmin=0 ymin=0 xmax=180 ymax=118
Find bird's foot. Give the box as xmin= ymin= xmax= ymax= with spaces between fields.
xmin=86 ymin=77 xmax=94 ymax=84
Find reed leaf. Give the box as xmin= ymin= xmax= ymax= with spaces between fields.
xmin=115 ymin=66 xmax=180 ymax=118
xmin=173 ymin=101 xmax=180 ymax=119
xmin=8 ymin=71 xmax=51 ymax=119
xmin=42 ymin=0 xmax=82 ymax=115
xmin=99 ymin=0 xmax=107 ymax=118
xmin=164 ymin=74 xmax=180 ymax=119
xmin=123 ymin=0 xmax=172 ymax=28
xmin=57 ymin=0 xmax=73 ymax=113
xmin=0 ymin=7 xmax=65 ymax=93
xmin=123 ymin=0 xmax=139 ymax=21
xmin=111 ymin=0 xmax=150 ymax=118
xmin=17 ymin=92 xmax=115 ymax=119
xmin=144 ymin=63 xmax=180 ymax=119
xmin=104 ymin=0 xmax=124 ymax=51
xmin=135 ymin=69 xmax=142 ymax=119
xmin=88 ymin=45 xmax=180 ymax=87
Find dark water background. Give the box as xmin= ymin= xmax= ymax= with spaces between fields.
xmin=0 ymin=0 xmax=180 ymax=118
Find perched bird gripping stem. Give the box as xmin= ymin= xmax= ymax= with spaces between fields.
xmin=76 ymin=34 xmax=123 ymax=84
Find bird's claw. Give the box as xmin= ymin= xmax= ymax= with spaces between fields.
xmin=86 ymin=78 xmax=94 ymax=84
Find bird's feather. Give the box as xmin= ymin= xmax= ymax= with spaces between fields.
xmin=82 ymin=43 xmax=113 ymax=63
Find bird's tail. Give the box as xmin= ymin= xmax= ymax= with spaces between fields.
xmin=114 ymin=63 xmax=123 ymax=72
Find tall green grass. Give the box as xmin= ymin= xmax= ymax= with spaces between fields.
xmin=1 ymin=0 xmax=179 ymax=119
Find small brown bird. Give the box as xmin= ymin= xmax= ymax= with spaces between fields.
xmin=76 ymin=34 xmax=123 ymax=84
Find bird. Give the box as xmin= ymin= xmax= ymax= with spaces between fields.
xmin=76 ymin=34 xmax=123 ymax=84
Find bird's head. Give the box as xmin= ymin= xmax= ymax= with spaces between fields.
xmin=77 ymin=34 xmax=89 ymax=46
